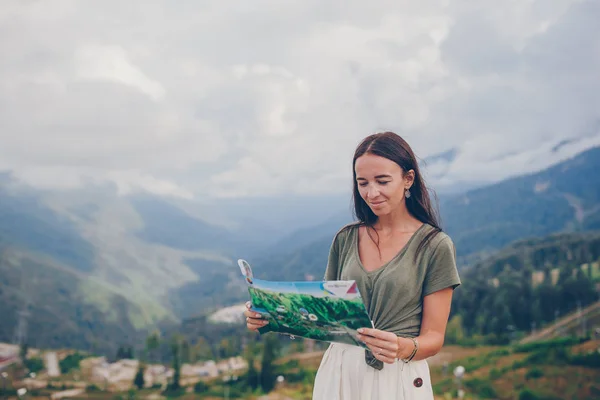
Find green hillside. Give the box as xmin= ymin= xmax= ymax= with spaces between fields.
xmin=0 ymin=246 xmax=149 ymax=354
xmin=0 ymin=187 xmax=234 ymax=355
xmin=449 ymin=231 xmax=600 ymax=345
xmin=429 ymin=338 xmax=600 ymax=399
xmin=1 ymin=146 xmax=600 ymax=356
xmin=520 ymin=300 xmax=600 ymax=344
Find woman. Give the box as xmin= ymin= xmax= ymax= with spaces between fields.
xmin=245 ymin=132 xmax=461 ymax=399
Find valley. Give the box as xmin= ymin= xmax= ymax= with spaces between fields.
xmin=0 ymin=146 xmax=599 ymax=361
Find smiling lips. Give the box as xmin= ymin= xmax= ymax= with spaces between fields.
xmin=370 ymin=200 xmax=386 ymax=208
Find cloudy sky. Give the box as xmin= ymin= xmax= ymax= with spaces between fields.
xmin=1 ymin=0 xmax=599 ymax=199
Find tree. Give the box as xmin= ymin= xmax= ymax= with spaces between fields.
xmin=244 ymin=344 xmax=259 ymax=391
xmin=116 ymin=345 xmax=134 ymax=360
xmin=194 ymin=381 xmax=209 ymax=394
xmin=168 ymin=336 xmax=181 ymax=391
xmin=489 ymin=296 xmax=514 ymax=344
xmin=533 ymin=282 xmax=560 ymax=323
xmin=19 ymin=342 xmax=28 ymax=361
xmin=445 ymin=315 xmax=465 ymax=344
xmin=219 ymin=338 xmax=234 ymax=359
xmin=146 ymin=330 xmax=161 ymax=364
xmin=59 ymin=352 xmax=84 ymax=374
xmin=259 ymin=335 xmax=279 ymax=393
xmin=180 ymin=339 xmax=191 ymax=364
xmin=192 ymin=337 xmax=214 ymax=361
xmin=133 ymin=364 xmax=145 ymax=389
xmin=116 ymin=346 xmax=124 ymax=360
xmin=247 ymin=355 xmax=260 ymax=391
xmin=574 ymin=268 xmax=598 ymax=306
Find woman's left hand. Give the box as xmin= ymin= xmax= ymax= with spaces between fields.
xmin=357 ymin=328 xmax=411 ymax=364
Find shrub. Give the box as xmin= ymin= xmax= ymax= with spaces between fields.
xmin=525 ymin=367 xmax=544 ymax=379
xmin=282 ymin=359 xmax=299 ymax=368
xmin=0 ymin=388 xmax=18 ymax=397
xmin=513 ymin=337 xmax=583 ymax=353
xmin=518 ymin=389 xmax=562 ymax=400
xmin=86 ymin=384 xmax=102 ymax=392
xmin=283 ymin=366 xmax=313 ymax=384
xmin=489 ymin=348 xmax=511 ymax=357
xmin=525 ymin=347 xmax=569 ymax=365
xmin=464 ymin=378 xmax=497 ymax=399
xmin=194 ymin=380 xmax=209 ymax=393
xmin=59 ymin=352 xmax=86 ymax=374
xmin=518 ymin=389 xmax=540 ymax=400
xmin=24 ymin=357 xmax=44 ymax=373
xmin=569 ymin=350 xmax=600 ymax=369
xmin=204 ymin=385 xmax=245 ymax=399
xmin=489 ymin=368 xmax=503 ymax=380
xmin=161 ymin=386 xmax=185 ymax=398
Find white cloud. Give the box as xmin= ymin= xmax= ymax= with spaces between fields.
xmin=75 ymin=45 xmax=165 ymax=101
xmin=11 ymin=166 xmax=194 ymax=199
xmin=0 ymin=0 xmax=598 ymax=198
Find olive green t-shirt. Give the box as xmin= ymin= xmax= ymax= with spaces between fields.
xmin=324 ymin=223 xmax=461 ymax=338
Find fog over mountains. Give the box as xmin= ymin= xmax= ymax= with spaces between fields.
xmin=1 ymin=144 xmax=599 ymax=354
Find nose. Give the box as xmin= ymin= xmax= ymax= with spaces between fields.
xmin=367 ymin=185 xmax=380 ymax=199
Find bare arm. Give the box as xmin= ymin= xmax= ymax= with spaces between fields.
xmin=403 ymin=287 xmax=454 ymax=360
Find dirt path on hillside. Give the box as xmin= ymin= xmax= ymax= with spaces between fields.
xmin=520 ymin=301 xmax=600 ymax=344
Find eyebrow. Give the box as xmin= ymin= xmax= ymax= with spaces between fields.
xmin=356 ymin=174 xmax=392 ymax=180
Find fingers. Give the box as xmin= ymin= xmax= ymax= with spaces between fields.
xmin=357 ymin=333 xmax=397 ymax=352
xmin=367 ymin=344 xmax=396 ymax=364
xmin=357 ymin=328 xmax=380 ymax=337
xmin=366 ymin=344 xmax=394 ymax=357
xmin=245 ymin=316 xmax=268 ymax=331
xmin=246 ymin=319 xmax=267 ymax=331
xmin=357 ymin=328 xmax=394 ymax=341
xmin=375 ymin=353 xmax=396 ymax=364
xmin=357 ymin=329 xmax=399 ymax=364
xmin=243 ymin=308 xmax=261 ymax=318
xmin=243 ymin=303 xmax=268 ymax=331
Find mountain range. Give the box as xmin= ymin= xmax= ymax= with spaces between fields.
xmin=246 ymin=146 xmax=600 ymax=281
xmin=0 ymin=145 xmax=599 ymax=354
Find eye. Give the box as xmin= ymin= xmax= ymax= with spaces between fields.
xmin=377 ymin=181 xmax=390 ymax=185
xmin=358 ymin=182 xmax=368 ymax=187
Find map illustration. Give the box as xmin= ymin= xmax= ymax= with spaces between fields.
xmin=238 ymin=259 xmax=373 ymax=348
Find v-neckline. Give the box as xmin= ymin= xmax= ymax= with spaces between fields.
xmin=354 ymin=223 xmax=427 ymax=275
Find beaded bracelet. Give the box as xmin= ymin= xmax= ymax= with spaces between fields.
xmin=400 ymin=337 xmax=418 ymax=363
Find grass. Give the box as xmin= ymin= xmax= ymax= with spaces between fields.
xmin=430 ymin=337 xmax=600 ymax=400
xmin=22 ymin=337 xmax=600 ymax=400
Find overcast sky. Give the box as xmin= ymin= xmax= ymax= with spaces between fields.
xmin=1 ymin=0 xmax=599 ymax=199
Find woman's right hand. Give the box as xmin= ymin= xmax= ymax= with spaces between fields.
xmin=244 ymin=301 xmax=268 ymax=331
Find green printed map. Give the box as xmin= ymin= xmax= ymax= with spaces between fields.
xmin=238 ymin=259 xmax=372 ymax=348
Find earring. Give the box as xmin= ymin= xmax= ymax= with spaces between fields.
xmin=405 ymin=189 xmax=411 ymax=199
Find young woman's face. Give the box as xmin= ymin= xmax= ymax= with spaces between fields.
xmin=354 ymin=153 xmax=412 ymax=217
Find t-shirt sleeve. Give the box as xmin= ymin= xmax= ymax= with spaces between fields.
xmin=323 ymin=231 xmax=342 ymax=281
xmin=423 ymin=235 xmax=461 ymax=296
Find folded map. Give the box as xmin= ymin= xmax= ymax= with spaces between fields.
xmin=238 ymin=259 xmax=373 ymax=348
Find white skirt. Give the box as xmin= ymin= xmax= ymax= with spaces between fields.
xmin=312 ymin=343 xmax=434 ymax=400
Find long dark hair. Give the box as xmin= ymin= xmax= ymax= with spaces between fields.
xmin=351 ymin=131 xmax=442 ymax=258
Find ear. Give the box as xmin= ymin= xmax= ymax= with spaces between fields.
xmin=404 ymin=169 xmax=415 ymax=189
